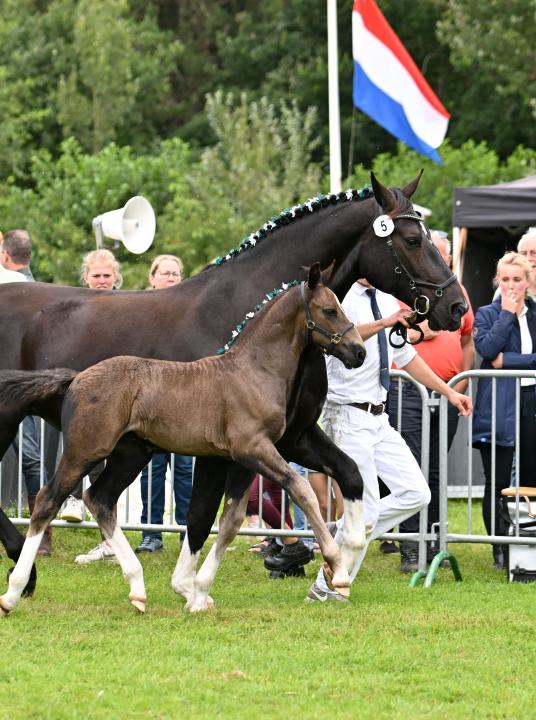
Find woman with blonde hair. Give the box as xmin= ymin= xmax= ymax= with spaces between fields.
xmin=135 ymin=253 xmax=193 ymax=553
xmin=80 ymin=248 xmax=122 ymax=289
xmin=472 ymin=251 xmax=536 ymax=569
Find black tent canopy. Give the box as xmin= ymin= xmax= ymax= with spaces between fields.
xmin=452 ymin=175 xmax=536 ymax=311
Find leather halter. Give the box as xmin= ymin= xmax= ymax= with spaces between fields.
xmin=300 ymin=282 xmax=354 ymax=351
xmin=383 ymin=211 xmax=459 ymax=347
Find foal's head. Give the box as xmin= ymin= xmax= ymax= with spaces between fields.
xmin=303 ymin=263 xmax=366 ymax=369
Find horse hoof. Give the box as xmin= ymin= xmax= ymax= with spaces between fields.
xmin=0 ymin=597 xmax=11 ymax=617
xmin=129 ymin=594 xmax=146 ymax=614
xmin=187 ymin=596 xmax=215 ymax=613
xmin=333 ymin=584 xmax=350 ymax=598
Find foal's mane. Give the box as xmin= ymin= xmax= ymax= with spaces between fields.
xmin=216 ymin=279 xmax=299 ymax=355
xmin=210 ymin=184 xmax=374 ymax=269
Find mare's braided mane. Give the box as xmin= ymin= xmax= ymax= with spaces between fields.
xmin=216 ymin=280 xmax=299 ymax=355
xmin=213 ymin=184 xmax=373 ymax=268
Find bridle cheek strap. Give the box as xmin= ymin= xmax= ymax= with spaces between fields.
xmin=300 ymin=282 xmax=354 ymax=353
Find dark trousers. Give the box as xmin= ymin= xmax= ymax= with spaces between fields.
xmin=140 ymin=452 xmax=193 ymax=539
xmin=478 ymin=386 xmax=536 ymax=537
xmin=387 ymin=382 xmax=459 ymax=535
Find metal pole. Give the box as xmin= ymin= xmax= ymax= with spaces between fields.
xmin=327 ymin=0 xmax=342 ymax=193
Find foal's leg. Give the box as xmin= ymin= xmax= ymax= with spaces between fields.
xmin=278 ymin=423 xmax=367 ymax=576
xmin=187 ymin=468 xmax=253 ymax=613
xmin=242 ymin=440 xmax=351 ymax=596
xmin=0 ymin=459 xmax=86 ymax=615
xmin=171 ymin=457 xmax=226 ymax=604
xmin=83 ymin=440 xmax=153 ymax=613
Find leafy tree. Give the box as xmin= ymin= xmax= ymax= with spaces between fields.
xmin=0 ymin=138 xmax=191 ymax=287
xmin=349 ymin=140 xmax=536 ymax=234
xmin=160 ymin=92 xmax=322 ymax=273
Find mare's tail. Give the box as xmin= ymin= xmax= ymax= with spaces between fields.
xmin=0 ymin=368 xmax=78 ymax=409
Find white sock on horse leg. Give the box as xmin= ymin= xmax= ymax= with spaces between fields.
xmin=171 ymin=534 xmax=200 ymax=602
xmin=106 ymin=525 xmax=146 ymax=606
xmin=1 ymin=532 xmax=43 ymax=611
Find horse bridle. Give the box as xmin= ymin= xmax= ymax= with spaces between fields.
xmin=300 ymin=281 xmax=354 ymax=352
xmin=383 ymin=211 xmax=458 ymax=348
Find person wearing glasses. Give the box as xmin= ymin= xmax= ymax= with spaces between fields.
xmin=516 ymin=227 xmax=536 ymax=299
xmin=134 ymin=255 xmax=194 ymax=553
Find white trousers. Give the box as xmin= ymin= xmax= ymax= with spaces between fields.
xmin=315 ymin=402 xmax=430 ymax=591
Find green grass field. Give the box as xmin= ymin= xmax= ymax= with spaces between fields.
xmin=1 ymin=502 xmax=534 ymax=720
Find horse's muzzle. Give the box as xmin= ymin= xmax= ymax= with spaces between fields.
xmin=340 ymin=343 xmax=367 ymax=370
xmin=429 ymin=299 xmax=468 ymax=332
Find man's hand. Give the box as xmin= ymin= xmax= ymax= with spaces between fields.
xmin=382 ymin=309 xmax=413 ymax=329
xmin=491 ymin=352 xmax=503 ymax=369
xmin=446 ymin=388 xmax=473 ymax=416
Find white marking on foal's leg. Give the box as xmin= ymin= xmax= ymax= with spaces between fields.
xmin=340 ymin=499 xmax=366 ymax=572
xmin=106 ymin=525 xmax=146 ymax=613
xmin=171 ymin=534 xmax=201 ymax=605
xmin=0 ymin=533 xmax=44 ymax=615
xmin=188 ymin=544 xmax=219 ymax=613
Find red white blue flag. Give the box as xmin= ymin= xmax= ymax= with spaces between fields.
xmin=352 ymin=0 xmax=450 ymax=162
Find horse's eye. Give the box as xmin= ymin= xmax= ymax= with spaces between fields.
xmin=405 ymin=236 xmax=421 ymax=247
xmin=323 ymin=308 xmax=338 ymax=318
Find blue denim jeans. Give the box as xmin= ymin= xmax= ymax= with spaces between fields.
xmin=140 ymin=453 xmax=193 ymax=539
xmin=290 ymin=462 xmax=314 ymax=547
xmin=11 ymin=416 xmax=47 ymax=496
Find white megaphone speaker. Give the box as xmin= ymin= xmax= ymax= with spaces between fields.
xmin=92 ymin=196 xmax=156 ymax=254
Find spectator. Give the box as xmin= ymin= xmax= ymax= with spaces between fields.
xmin=305 ymin=279 xmax=472 ymax=603
xmin=516 ymin=227 xmax=536 ymax=298
xmin=134 ymin=254 xmax=193 ymax=554
xmin=472 ymin=251 xmax=536 ymax=570
xmin=1 ymin=230 xmax=51 ymax=556
xmin=387 ymin=230 xmax=475 ymax=572
xmin=69 ymin=249 xmax=122 ymax=564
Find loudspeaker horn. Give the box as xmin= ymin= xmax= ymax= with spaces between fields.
xmin=92 ymin=196 xmax=156 ymax=254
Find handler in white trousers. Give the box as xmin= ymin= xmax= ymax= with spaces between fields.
xmin=306 ymin=279 xmax=472 ymax=602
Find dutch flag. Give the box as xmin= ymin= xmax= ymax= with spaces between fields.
xmin=352 ymin=0 xmax=450 ymax=163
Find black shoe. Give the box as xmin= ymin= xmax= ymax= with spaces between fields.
xmin=379 ymin=540 xmax=399 ymax=555
xmin=268 ymin=566 xmax=306 ymax=579
xmin=262 ymin=538 xmax=283 ymax=558
xmin=426 ymin=543 xmax=450 ymax=568
xmin=263 ymin=540 xmax=314 ymax=572
xmin=492 ymin=545 xmax=505 ymax=570
xmin=399 ymin=541 xmax=419 ymax=573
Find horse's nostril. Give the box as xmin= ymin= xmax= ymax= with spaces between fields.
xmin=357 ymin=349 xmax=366 ymax=365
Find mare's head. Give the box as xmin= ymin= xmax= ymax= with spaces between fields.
xmin=358 ymin=172 xmax=467 ymax=331
xmin=303 ymin=263 xmax=366 ymax=369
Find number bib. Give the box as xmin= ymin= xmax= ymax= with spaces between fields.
xmin=373 ymin=215 xmax=394 ymax=237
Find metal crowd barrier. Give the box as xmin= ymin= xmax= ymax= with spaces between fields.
xmin=425 ymin=369 xmax=536 ymax=587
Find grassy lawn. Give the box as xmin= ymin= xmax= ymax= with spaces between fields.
xmin=0 ymin=501 xmax=534 ymax=720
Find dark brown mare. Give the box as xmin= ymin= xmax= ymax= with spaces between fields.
xmin=0 ymin=172 xmax=467 ymax=598
xmin=0 ymin=266 xmax=366 ymax=614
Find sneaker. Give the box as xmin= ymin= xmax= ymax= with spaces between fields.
xmin=399 ymin=541 xmax=419 ymax=573
xmin=74 ymin=541 xmax=117 ymax=564
xmin=135 ymin=536 xmax=163 ymax=554
xmin=305 ymin=582 xmax=349 ymax=603
xmin=60 ymin=496 xmax=85 ymax=523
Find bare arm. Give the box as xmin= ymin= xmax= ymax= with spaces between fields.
xmin=357 ymin=309 xmax=410 ymax=341
xmin=401 ymin=354 xmax=473 ymax=416
xmin=452 ymin=333 xmax=476 ymax=393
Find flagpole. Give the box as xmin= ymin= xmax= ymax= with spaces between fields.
xmin=327 ymin=0 xmax=342 ymax=193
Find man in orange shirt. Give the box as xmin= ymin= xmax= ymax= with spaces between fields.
xmin=388 ymin=230 xmax=475 ymax=572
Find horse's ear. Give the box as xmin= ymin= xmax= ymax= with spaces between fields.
xmin=401 ymin=170 xmax=424 ymax=198
xmin=307 ymin=262 xmax=322 ymax=290
xmin=370 ymin=172 xmax=397 ymax=213
xmin=320 ymin=260 xmax=336 ymax=285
